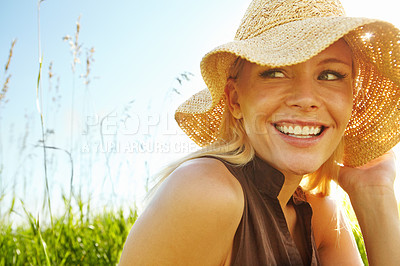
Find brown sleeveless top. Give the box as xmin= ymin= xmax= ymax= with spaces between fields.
xmin=211 ymin=156 xmax=320 ymax=266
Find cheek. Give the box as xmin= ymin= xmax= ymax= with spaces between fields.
xmin=333 ymin=90 xmax=353 ymax=127
xmin=242 ymin=109 xmax=267 ymax=135
xmin=345 ymin=87 xmax=354 ymax=117
xmin=240 ymin=95 xmax=277 ymax=135
xmin=239 ymin=110 xmax=270 ymax=142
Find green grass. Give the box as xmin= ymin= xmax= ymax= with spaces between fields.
xmin=351 ymin=218 xmax=368 ymax=265
xmin=0 ymin=196 xmax=137 ymax=265
xmin=343 ymin=197 xmax=368 ymax=265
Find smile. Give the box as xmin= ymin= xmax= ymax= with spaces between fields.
xmin=274 ymin=124 xmax=324 ymax=138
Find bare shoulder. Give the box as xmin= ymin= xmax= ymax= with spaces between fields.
xmin=154 ymin=157 xmax=245 ymax=221
xmin=305 ymin=193 xmax=337 ymax=246
xmin=172 ymin=157 xmax=244 ymax=198
xmin=119 ymin=157 xmax=244 ymax=266
xmin=306 ymin=192 xmax=362 ymax=265
xmin=306 ymin=193 xmax=337 ymax=220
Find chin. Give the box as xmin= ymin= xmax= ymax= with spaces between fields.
xmin=287 ymin=166 xmax=318 ymax=176
xmin=280 ymin=157 xmax=326 ymax=176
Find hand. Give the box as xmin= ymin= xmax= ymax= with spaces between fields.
xmin=338 ymin=150 xmax=397 ymax=197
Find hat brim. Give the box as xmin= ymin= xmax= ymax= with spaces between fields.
xmin=176 ymin=17 xmax=400 ymax=167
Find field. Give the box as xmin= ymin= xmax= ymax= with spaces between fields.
xmin=1 ymin=195 xmax=136 ymax=265
xmin=2 ymin=1 xmax=399 ymax=265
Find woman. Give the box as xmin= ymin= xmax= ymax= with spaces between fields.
xmin=120 ymin=0 xmax=400 ymax=265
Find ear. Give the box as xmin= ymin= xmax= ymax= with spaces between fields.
xmin=224 ymin=79 xmax=243 ymax=119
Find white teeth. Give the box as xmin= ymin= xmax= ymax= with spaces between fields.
xmin=294 ymin=126 xmax=301 ymax=135
xmin=275 ymin=124 xmax=322 ymax=137
xmin=282 ymin=125 xmax=295 ymax=134
xmin=303 ymin=126 xmax=310 ymax=135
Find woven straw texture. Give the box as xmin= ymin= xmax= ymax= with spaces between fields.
xmin=175 ymin=0 xmax=400 ymax=167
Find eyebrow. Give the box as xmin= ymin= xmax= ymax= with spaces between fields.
xmin=317 ymin=58 xmax=352 ymax=66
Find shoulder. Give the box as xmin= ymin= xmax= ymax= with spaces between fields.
xmin=119 ymin=157 xmax=244 ymax=265
xmin=306 ymin=192 xmax=362 ymax=265
xmin=306 ymin=193 xmax=338 ymax=247
xmin=163 ymin=157 xmax=245 ymax=226
xmin=161 ymin=157 xmax=244 ymax=217
xmin=171 ymin=157 xmax=243 ymax=197
xmin=306 ymin=192 xmax=337 ymax=221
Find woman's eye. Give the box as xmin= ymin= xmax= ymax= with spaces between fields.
xmin=259 ymin=69 xmax=285 ymax=78
xmin=318 ymin=71 xmax=347 ymax=81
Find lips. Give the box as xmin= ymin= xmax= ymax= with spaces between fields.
xmin=274 ymin=123 xmax=325 ymax=138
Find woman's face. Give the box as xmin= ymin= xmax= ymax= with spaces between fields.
xmin=226 ymin=39 xmax=353 ymax=177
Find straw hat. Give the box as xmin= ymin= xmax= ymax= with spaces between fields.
xmin=175 ymin=0 xmax=400 ymax=167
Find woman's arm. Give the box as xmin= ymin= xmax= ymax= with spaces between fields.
xmin=119 ymin=158 xmax=244 ymax=266
xmin=339 ymin=151 xmax=400 ymax=266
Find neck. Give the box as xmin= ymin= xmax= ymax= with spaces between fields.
xmin=277 ymin=172 xmax=304 ymax=209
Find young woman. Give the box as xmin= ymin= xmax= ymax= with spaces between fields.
xmin=120 ymin=0 xmax=400 ymax=265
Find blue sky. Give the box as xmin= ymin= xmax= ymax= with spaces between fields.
xmin=1 ymin=0 xmax=249 ymax=120
xmin=1 ymin=0 xmax=400 ymax=218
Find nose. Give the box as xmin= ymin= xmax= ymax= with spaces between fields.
xmin=285 ymin=76 xmax=321 ymax=111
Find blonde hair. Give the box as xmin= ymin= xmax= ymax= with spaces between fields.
xmin=149 ymin=56 xmax=344 ymax=199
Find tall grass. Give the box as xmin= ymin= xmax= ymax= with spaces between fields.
xmin=0 ymin=39 xmax=16 ymax=106
xmin=0 ymin=195 xmax=137 ymax=265
xmin=0 ymin=39 xmax=17 ymax=185
xmin=36 ymin=0 xmax=54 ymax=233
xmin=1 ymin=3 xmax=141 ymax=265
